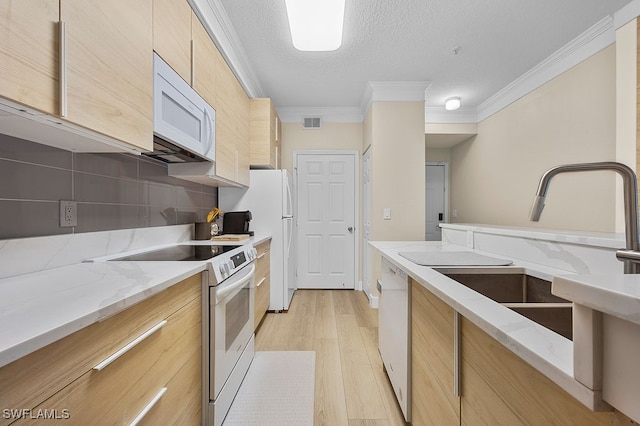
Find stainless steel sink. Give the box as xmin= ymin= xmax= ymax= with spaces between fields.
xmin=435 ymin=269 xmax=572 ymax=340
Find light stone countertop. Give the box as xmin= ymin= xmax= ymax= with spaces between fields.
xmin=0 ymin=233 xmax=272 ymax=368
xmin=553 ymin=274 xmax=640 ymax=325
xmin=369 ymin=240 xmax=603 ymax=410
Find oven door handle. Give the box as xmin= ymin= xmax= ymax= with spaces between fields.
xmin=215 ymin=263 xmax=255 ymax=304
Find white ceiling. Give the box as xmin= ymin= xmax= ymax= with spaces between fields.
xmin=217 ymin=0 xmax=631 ymax=112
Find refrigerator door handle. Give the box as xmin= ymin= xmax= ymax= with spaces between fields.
xmin=284 ymin=174 xmax=293 ymax=217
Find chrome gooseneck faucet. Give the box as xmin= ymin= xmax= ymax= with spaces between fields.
xmin=529 ymin=161 xmax=640 ymax=274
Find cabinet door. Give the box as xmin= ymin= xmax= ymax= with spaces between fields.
xmin=0 ymin=0 xmax=59 ymax=115
xmin=411 ymin=280 xmax=460 ymax=425
xmin=192 ymin=12 xmax=218 ymax=109
xmin=215 ymin=57 xmax=240 ymax=182
xmin=153 ymin=0 xmax=192 ymax=84
xmin=249 ymin=98 xmax=280 ymax=169
xmin=235 ymin=87 xmax=251 ymax=186
xmin=460 ymin=318 xmax=612 ymax=425
xmin=62 ymin=0 xmax=153 ymax=151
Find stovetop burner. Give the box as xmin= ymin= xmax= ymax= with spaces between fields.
xmin=114 ymin=244 xmax=242 ymax=261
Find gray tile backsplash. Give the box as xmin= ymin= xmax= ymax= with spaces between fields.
xmin=0 ymin=134 xmax=218 ymax=239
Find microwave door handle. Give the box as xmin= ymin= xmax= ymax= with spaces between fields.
xmin=204 ymin=108 xmax=214 ymax=156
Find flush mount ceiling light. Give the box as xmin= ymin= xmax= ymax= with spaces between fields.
xmin=445 ymin=97 xmax=461 ymax=111
xmin=284 ymin=0 xmax=346 ymax=52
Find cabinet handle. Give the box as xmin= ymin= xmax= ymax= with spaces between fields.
xmin=93 ymin=320 xmax=167 ymax=371
xmin=59 ymin=21 xmax=67 ymax=117
xmin=190 ymin=39 xmax=195 ymax=86
xmin=256 ymin=252 xmax=267 ymax=260
xmin=129 ymin=387 xmax=167 ymax=426
xmin=275 ymin=146 xmax=279 ymax=169
xmin=256 ymin=276 xmax=267 ymax=287
xmin=454 ymin=311 xmax=461 ymax=397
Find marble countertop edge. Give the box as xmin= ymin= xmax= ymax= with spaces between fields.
xmin=370 ymin=240 xmax=602 ymax=410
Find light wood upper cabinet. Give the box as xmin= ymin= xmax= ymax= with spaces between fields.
xmin=153 ymin=0 xmax=192 ymax=84
xmin=61 ymin=0 xmax=153 ymax=151
xmin=0 ymin=1 xmax=59 ymax=116
xmin=411 ymin=279 xmax=460 ymax=425
xmin=192 ymin=12 xmax=218 ymax=109
xmin=216 ymin=54 xmax=250 ymax=186
xmin=250 ymin=98 xmax=281 ymax=169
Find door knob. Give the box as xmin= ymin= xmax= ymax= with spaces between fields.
xmin=348 ymin=226 xmax=354 ymax=233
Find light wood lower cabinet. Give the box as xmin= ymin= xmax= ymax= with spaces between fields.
xmin=411 ymin=279 xmax=460 ymax=425
xmin=254 ymin=239 xmax=271 ymax=330
xmin=410 ymin=280 xmax=628 ymax=426
xmin=460 ymin=318 xmax=613 ymax=426
xmin=1 ymin=274 xmax=201 ymax=426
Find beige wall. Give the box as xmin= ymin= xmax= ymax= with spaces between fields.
xmin=369 ymin=101 xmax=426 ymax=240
xmin=280 ymin=122 xmax=363 ymax=173
xmin=616 ymin=19 xmax=638 ymax=232
xmin=426 ymin=147 xmax=452 ymax=163
xmin=450 ymin=45 xmax=618 ymax=232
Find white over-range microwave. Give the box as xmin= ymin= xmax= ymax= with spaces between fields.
xmin=149 ymin=53 xmax=215 ymax=163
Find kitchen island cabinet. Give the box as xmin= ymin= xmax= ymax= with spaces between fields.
xmin=411 ymin=279 xmax=460 ymax=425
xmin=459 ymin=318 xmax=611 ymax=425
xmin=0 ymin=273 xmax=201 ymax=426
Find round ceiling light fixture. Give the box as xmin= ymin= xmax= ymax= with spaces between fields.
xmin=445 ymin=97 xmax=461 ymax=111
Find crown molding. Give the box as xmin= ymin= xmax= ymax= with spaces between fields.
xmin=476 ymin=15 xmax=615 ymax=122
xmin=277 ymin=107 xmax=364 ymax=123
xmin=360 ymin=81 xmax=431 ymax=116
xmin=188 ymin=0 xmax=265 ymax=98
xmin=614 ymin=0 xmax=640 ymax=30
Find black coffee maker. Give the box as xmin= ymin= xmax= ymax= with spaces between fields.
xmin=222 ymin=211 xmax=254 ymax=236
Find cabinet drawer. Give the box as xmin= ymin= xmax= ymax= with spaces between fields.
xmin=255 ymin=275 xmax=270 ymax=330
xmin=17 ymin=296 xmax=201 ymax=425
xmin=255 ymin=250 xmax=270 ymax=283
xmin=254 ymin=240 xmax=270 ymax=257
xmin=0 ymin=274 xmax=201 ymax=419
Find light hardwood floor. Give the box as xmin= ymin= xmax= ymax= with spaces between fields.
xmin=255 ymin=290 xmax=407 ymax=426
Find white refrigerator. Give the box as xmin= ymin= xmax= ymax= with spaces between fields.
xmin=219 ymin=169 xmax=296 ymax=311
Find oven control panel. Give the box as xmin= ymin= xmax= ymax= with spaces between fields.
xmin=210 ymin=245 xmax=256 ymax=285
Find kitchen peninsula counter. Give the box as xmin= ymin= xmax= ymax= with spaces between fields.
xmin=370 ymin=223 xmax=634 ymax=414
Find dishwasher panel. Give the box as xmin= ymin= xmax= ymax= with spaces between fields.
xmin=378 ymin=257 xmax=410 ymax=421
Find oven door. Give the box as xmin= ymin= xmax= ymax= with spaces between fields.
xmin=210 ymin=262 xmax=255 ymax=400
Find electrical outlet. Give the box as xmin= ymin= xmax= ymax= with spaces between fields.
xmin=60 ymin=200 xmax=77 ymax=227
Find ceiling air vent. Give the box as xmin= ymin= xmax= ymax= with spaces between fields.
xmin=302 ymin=116 xmax=321 ymax=129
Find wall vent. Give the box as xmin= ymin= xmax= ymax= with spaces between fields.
xmin=302 ymin=116 xmax=321 ymax=129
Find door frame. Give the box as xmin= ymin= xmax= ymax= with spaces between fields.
xmin=425 ymin=161 xmax=449 ymax=240
xmin=293 ymin=150 xmax=360 ymax=290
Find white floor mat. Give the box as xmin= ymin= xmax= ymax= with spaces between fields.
xmin=223 ymin=351 xmax=316 ymax=425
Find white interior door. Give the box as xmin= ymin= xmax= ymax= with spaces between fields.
xmin=362 ymin=148 xmax=371 ymax=297
xmin=296 ymin=152 xmax=356 ymax=289
xmin=426 ymin=163 xmax=446 ymax=241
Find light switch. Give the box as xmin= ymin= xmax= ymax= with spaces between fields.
xmin=383 ymin=208 xmax=391 ymax=220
